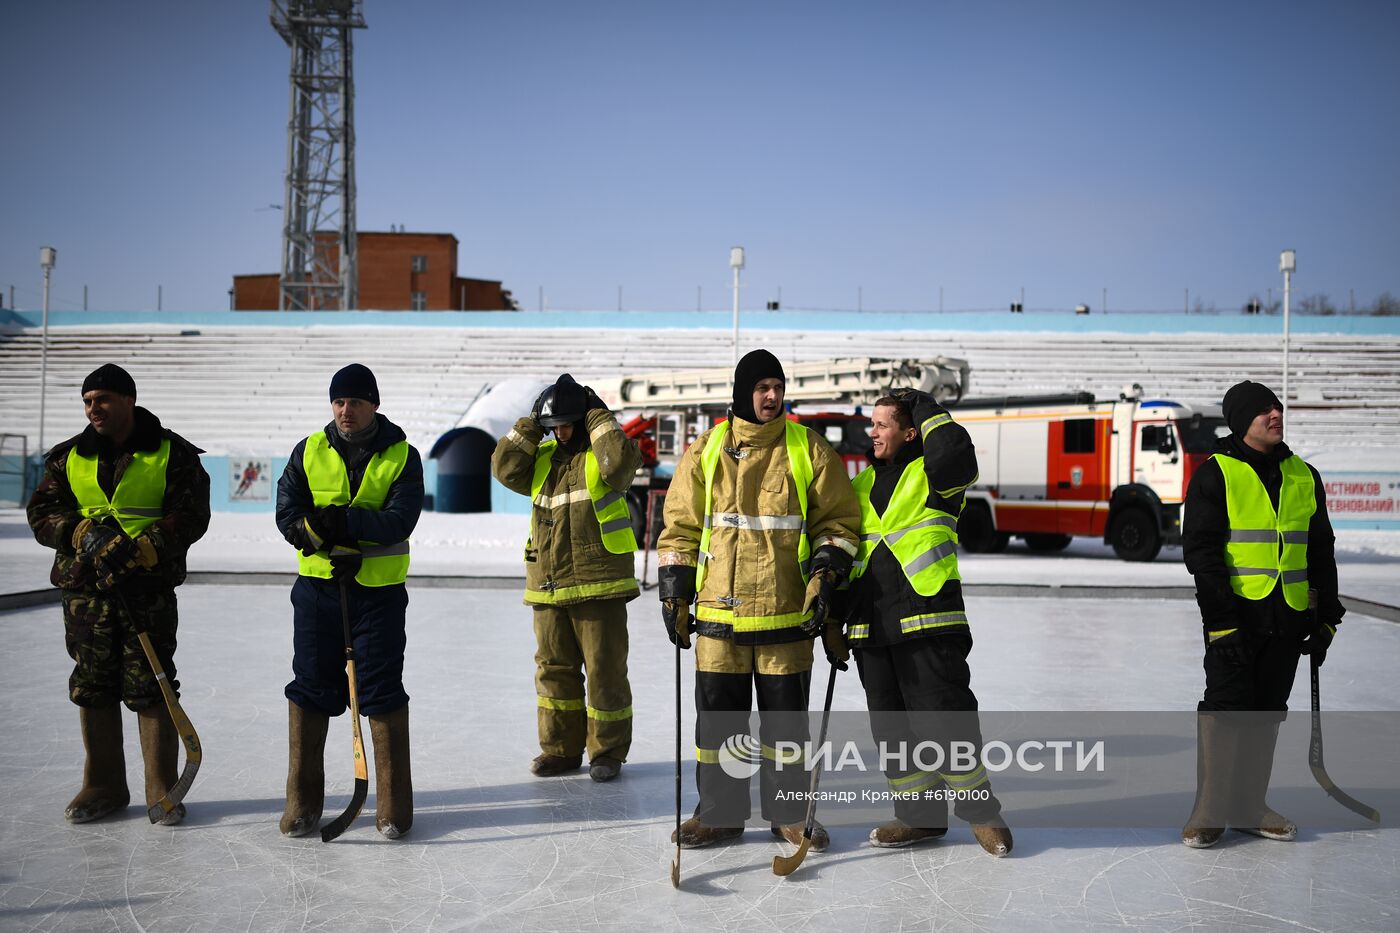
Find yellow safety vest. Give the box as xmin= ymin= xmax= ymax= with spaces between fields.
xmin=297 ymin=432 xmax=411 ymax=587
xmin=693 ymin=419 xmax=815 ymax=636
xmin=66 ymin=440 xmax=170 ymax=537
xmin=847 ymin=457 xmax=963 ymax=642
xmin=530 ymin=440 xmax=638 ymax=555
xmin=1216 ymin=453 xmax=1314 ymax=611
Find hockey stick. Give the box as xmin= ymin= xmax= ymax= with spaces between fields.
xmin=1309 ymin=657 xmax=1380 ymax=823
xmin=773 ymin=653 xmax=840 ymax=877
xmin=670 ymin=634 xmax=682 ymax=889
xmin=112 ymin=589 xmax=203 ymax=823
xmin=321 ymin=576 xmax=369 ymax=842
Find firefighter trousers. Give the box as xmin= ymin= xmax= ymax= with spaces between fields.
xmin=693 ymin=634 xmax=813 ymax=827
xmin=533 ymin=599 xmax=632 ymax=762
xmin=855 ymin=633 xmax=1002 ymax=825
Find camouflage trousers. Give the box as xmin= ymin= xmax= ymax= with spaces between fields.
xmin=62 ymin=587 xmax=179 ymax=711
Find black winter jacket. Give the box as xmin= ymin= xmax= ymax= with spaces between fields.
xmin=275 ymin=414 xmax=424 ymax=564
xmin=1181 ymin=434 xmax=1343 ymax=642
xmin=849 ymin=399 xmax=978 ymax=646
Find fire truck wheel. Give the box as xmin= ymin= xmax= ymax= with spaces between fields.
xmin=1023 ymin=533 xmax=1073 ymax=553
xmin=1109 ymin=508 xmax=1162 ymax=562
xmin=958 ymin=502 xmax=1009 ymax=554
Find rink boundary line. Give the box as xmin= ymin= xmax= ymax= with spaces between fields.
xmin=3 ymin=577 xmax=1398 ymax=623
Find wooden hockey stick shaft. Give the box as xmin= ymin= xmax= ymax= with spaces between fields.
xmin=321 ymin=576 xmax=369 ymax=842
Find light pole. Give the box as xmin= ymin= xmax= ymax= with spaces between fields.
xmin=1280 ymin=249 xmax=1296 ymax=427
xmin=38 ymin=246 xmax=56 ymax=457
xmin=730 ymin=246 xmax=745 ymax=366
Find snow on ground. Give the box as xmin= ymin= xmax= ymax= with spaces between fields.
xmin=2 ymin=585 xmax=1398 ymax=932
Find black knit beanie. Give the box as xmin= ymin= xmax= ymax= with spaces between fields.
xmin=329 ymin=363 xmax=380 ymax=405
xmin=1222 ymin=380 xmax=1281 ymax=439
xmin=731 ymin=349 xmax=786 ymax=422
xmin=81 ymin=363 xmax=136 ymax=398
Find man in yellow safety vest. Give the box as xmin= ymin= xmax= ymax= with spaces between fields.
xmin=27 ymin=363 xmax=210 ymax=826
xmin=276 ymin=363 xmax=423 ymax=838
xmin=1180 ymin=379 xmax=1343 ymax=848
xmin=658 ymin=349 xmax=860 ymax=850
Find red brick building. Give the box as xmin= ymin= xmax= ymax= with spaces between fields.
xmin=233 ymin=232 xmax=517 ymax=311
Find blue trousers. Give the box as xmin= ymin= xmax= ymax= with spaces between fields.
xmin=285 ymin=576 xmax=409 ymax=717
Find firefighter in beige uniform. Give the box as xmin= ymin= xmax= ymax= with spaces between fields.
xmin=493 ymin=374 xmax=642 ymax=782
xmin=658 ymin=349 xmax=861 ymax=849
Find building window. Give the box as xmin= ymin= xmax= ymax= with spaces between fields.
xmin=410 ymin=291 xmax=427 ymax=310
xmin=411 ymin=255 xmax=427 ymax=273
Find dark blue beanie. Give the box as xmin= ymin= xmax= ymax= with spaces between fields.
xmin=329 ymin=363 xmax=379 ymax=405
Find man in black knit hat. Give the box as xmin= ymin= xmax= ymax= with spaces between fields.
xmin=658 ymin=348 xmax=860 ymax=850
xmin=275 ymin=363 xmax=423 ymax=838
xmin=1179 ymin=379 xmax=1343 ymax=848
xmin=27 ymin=363 xmax=210 ymax=825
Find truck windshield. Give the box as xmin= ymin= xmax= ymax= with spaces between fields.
xmin=1178 ymin=415 xmax=1227 ymax=453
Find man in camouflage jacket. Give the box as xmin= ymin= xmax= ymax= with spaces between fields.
xmin=27 ymin=363 xmax=210 ymax=825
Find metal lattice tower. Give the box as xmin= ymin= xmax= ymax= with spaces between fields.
xmin=270 ymin=0 xmax=365 ymax=311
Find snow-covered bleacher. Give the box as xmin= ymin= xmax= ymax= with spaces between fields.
xmin=2 ymin=322 xmax=1398 ymax=459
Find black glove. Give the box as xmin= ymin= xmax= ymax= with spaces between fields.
xmin=659 ymin=564 xmax=697 ymax=649
xmin=289 ymin=516 xmax=321 ymax=556
xmin=1205 ymin=628 xmax=1249 ymax=667
xmin=329 ymin=546 xmax=363 ymax=581
xmin=801 ymin=546 xmax=853 ymax=636
xmin=79 ymin=524 xmax=149 ymax=591
xmin=663 ymin=599 xmax=693 ymax=649
xmin=822 ymin=624 xmax=849 ymax=672
xmin=1299 ymin=617 xmax=1335 ymax=667
xmin=583 ymin=385 xmax=609 ymax=413
xmin=312 ymin=505 xmax=350 ymax=547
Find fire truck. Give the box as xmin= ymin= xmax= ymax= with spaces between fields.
xmin=590 ymin=356 xmax=971 ymax=544
xmin=952 ymin=385 xmax=1226 ymax=561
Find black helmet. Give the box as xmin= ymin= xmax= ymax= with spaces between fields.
xmin=537 ymin=373 xmax=587 ymax=428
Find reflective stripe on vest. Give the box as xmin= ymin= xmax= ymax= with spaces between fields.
xmin=529 ymin=440 xmax=639 ymax=555
xmin=849 ymin=457 xmax=961 ymax=597
xmin=1216 ymin=453 xmax=1315 ymax=611
xmin=297 ymin=432 xmax=411 ymax=587
xmin=694 ymin=419 xmax=815 ymax=635
xmin=66 ymin=439 xmax=171 ymax=537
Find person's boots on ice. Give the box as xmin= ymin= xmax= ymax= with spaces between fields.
xmin=369 ymin=704 xmax=413 ymax=838
xmin=65 ymin=704 xmax=130 ymax=823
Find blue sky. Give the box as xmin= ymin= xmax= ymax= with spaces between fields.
xmin=2 ymin=1 xmax=1396 ymax=314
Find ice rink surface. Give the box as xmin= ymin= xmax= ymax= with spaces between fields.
xmin=2 ymin=577 xmax=1398 ymax=932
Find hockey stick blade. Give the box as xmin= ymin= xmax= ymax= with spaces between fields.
xmin=1310 ymin=660 xmax=1380 ymax=824
xmin=772 ymin=835 xmax=811 ymax=876
xmin=670 ymin=856 xmax=679 ymax=889
xmin=134 ymin=628 xmax=203 ymax=824
xmin=320 ymin=775 xmax=369 ymax=842
xmin=773 ymin=657 xmax=840 ymax=877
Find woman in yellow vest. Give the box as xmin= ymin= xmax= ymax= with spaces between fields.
xmin=275 ymin=364 xmax=423 ymax=838
xmin=26 ymin=363 xmax=210 ymax=826
xmin=492 ymin=374 xmax=642 ymax=782
xmin=1181 ymin=380 xmax=1343 ymax=848
xmin=846 ymin=390 xmax=1012 ymax=857
xmin=657 ymin=349 xmax=861 ymax=850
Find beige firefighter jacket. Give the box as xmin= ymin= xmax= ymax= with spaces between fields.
xmin=492 ymin=408 xmax=643 ymax=607
xmin=658 ymin=414 xmax=860 ymax=645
